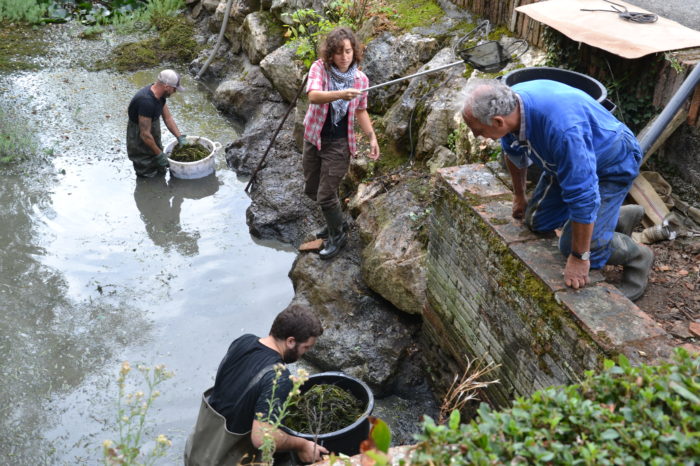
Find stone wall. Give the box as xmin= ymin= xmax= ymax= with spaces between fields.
xmin=422 ymin=164 xmax=671 ymax=408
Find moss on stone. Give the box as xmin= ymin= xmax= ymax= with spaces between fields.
xmin=392 ymin=0 xmax=444 ymax=30
xmin=0 ymin=22 xmax=49 ymax=72
xmin=96 ymin=14 xmax=199 ymax=72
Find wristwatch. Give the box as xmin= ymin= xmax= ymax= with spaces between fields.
xmin=571 ymin=250 xmax=591 ymax=261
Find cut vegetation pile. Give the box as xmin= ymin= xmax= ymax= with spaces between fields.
xmin=284 ymin=383 xmax=365 ymax=434
xmin=169 ymin=142 xmax=209 ymax=162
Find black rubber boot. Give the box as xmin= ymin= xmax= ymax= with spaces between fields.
xmin=607 ymin=232 xmax=654 ymax=301
xmin=319 ymin=206 xmax=348 ymax=260
xmin=615 ymin=205 xmax=645 ymax=237
xmin=315 ymin=220 xmax=348 ymax=239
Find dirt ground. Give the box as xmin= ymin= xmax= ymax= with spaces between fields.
xmin=603 ymin=235 xmax=700 ymax=348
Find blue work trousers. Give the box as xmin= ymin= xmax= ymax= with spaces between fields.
xmin=524 ymin=174 xmax=634 ymax=269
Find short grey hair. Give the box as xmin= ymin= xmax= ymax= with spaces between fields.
xmin=462 ymin=78 xmax=518 ymax=125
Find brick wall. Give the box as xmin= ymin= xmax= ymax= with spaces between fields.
xmin=423 ymin=164 xmax=669 ymax=408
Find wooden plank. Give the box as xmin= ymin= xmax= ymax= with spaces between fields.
xmin=687 ymin=85 xmax=700 ymax=126
xmin=628 ymin=175 xmax=670 ymax=226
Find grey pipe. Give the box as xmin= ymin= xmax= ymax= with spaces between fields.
xmin=196 ymin=0 xmax=235 ymax=80
xmin=638 ymin=64 xmax=700 ymax=155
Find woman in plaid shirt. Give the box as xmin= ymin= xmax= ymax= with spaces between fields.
xmin=302 ymin=27 xmax=380 ymax=260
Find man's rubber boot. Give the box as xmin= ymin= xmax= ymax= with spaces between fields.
xmin=615 ymin=205 xmax=645 ymax=237
xmin=606 ymin=232 xmax=654 ymax=301
xmin=319 ymin=206 xmax=348 ymax=260
xmin=315 ymin=220 xmax=348 ymax=239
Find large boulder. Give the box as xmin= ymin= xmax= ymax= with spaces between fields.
xmin=212 ymin=65 xmax=280 ymax=123
xmin=291 ymin=235 xmax=422 ymax=395
xmin=244 ymin=135 xmax=320 ymax=245
xmin=259 ymin=43 xmax=306 ymax=103
xmin=383 ymin=47 xmax=467 ymax=158
xmin=241 ymin=11 xmax=285 ymax=65
xmin=362 ymin=33 xmax=439 ymax=113
xmin=355 ymin=178 xmax=429 ymax=315
xmin=225 ymin=100 xmax=287 ymax=175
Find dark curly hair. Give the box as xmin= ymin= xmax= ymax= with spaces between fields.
xmin=269 ymin=303 xmax=323 ymax=343
xmin=319 ymin=27 xmax=363 ymax=69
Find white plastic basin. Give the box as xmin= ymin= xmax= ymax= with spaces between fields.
xmin=165 ymin=136 xmax=222 ymax=180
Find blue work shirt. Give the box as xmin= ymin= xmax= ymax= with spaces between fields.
xmin=501 ymin=80 xmax=640 ymax=224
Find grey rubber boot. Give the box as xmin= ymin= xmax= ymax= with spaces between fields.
xmin=615 ymin=205 xmax=645 ymax=237
xmin=606 ymin=232 xmax=654 ymax=301
xmin=319 ymin=205 xmax=348 ymax=260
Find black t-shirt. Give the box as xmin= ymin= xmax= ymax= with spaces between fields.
xmin=321 ymin=106 xmax=348 ymax=139
xmin=127 ymin=85 xmax=166 ymax=124
xmin=208 ymin=334 xmax=291 ymax=434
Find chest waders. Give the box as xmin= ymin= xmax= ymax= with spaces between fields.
xmin=126 ymin=117 xmax=164 ymax=178
xmin=184 ymin=364 xmax=276 ymax=466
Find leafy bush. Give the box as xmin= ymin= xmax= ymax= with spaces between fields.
xmin=0 ymin=0 xmax=183 ymax=27
xmin=413 ymin=349 xmax=700 ymax=465
xmin=0 ymin=0 xmax=47 ymax=23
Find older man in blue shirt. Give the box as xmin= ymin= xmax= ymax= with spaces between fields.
xmin=461 ymin=78 xmax=653 ymax=301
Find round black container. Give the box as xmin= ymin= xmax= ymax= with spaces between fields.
xmin=281 ymin=371 xmax=374 ymax=457
xmin=503 ymin=66 xmax=614 ymax=110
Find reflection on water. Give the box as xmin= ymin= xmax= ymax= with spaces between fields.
xmin=134 ymin=174 xmax=221 ymax=256
xmin=0 ymin=24 xmax=296 ymax=465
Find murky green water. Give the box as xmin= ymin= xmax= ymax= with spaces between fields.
xmin=0 ymin=26 xmax=296 ymax=465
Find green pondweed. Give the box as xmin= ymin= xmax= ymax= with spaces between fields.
xmin=256 ymin=365 xmax=310 ymax=465
xmin=102 ymin=361 xmax=174 ymax=466
xmin=284 ymin=383 xmax=364 ymax=434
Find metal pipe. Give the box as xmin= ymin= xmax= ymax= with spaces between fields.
xmin=362 ymin=60 xmax=466 ymax=92
xmin=638 ymin=64 xmax=700 ymax=155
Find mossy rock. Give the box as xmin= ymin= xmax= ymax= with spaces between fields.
xmin=108 ymin=40 xmax=160 ymax=72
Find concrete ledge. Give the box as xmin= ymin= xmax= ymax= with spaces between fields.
xmin=424 ymin=163 xmax=672 ymax=406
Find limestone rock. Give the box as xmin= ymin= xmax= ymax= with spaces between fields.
xmin=241 ymin=11 xmax=285 ymax=65
xmin=427 ymin=145 xmax=459 ymax=173
xmin=347 ymin=180 xmax=384 ymax=218
xmin=356 ymin=179 xmax=428 ymax=315
xmin=383 ymin=47 xmax=467 ymax=159
xmin=363 ymin=33 xmax=439 ymax=113
xmin=291 ymin=236 xmax=421 ymax=394
xmin=259 ymin=43 xmax=306 ymax=103
xmin=202 ymin=0 xmax=220 ymax=12
xmin=225 ymin=100 xmax=287 ymax=175
xmin=212 ymin=66 xmax=279 ymax=123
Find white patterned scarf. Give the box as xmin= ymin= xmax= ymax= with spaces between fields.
xmin=328 ymin=62 xmax=357 ymax=126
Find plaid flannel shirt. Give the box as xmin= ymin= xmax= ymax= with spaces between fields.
xmin=303 ymin=59 xmax=369 ymax=157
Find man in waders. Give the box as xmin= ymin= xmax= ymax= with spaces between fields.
xmin=126 ymin=69 xmax=187 ymax=177
xmin=184 ymin=304 xmax=328 ymax=465
xmin=461 ymin=78 xmax=653 ymax=301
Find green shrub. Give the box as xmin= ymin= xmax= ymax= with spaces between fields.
xmin=0 ymin=0 xmax=47 ymax=24
xmin=413 ymin=349 xmax=700 ymax=465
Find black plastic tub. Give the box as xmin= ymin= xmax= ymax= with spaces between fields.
xmin=281 ymin=371 xmax=374 ymax=456
xmin=503 ymin=66 xmax=615 ymax=111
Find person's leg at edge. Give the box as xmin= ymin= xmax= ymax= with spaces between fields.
xmin=316 ymin=138 xmax=350 ymax=260
xmin=524 ymin=172 xmax=569 ymax=233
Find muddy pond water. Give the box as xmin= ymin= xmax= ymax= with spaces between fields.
xmin=0 ymin=30 xmax=298 ymax=464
